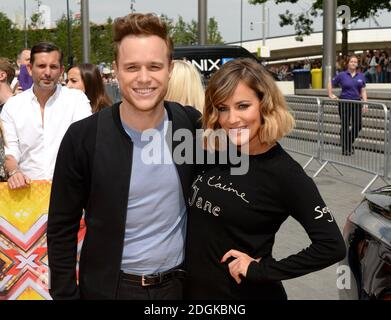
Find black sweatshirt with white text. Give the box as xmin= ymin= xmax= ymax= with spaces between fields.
xmin=185 ymin=143 xmax=346 ymax=300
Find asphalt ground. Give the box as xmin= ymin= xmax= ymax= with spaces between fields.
xmin=274 ymin=150 xmax=388 ymax=300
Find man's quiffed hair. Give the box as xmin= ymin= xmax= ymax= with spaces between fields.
xmin=112 ymin=13 xmax=173 ymax=63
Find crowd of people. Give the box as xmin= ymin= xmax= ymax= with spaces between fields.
xmin=338 ymin=49 xmax=391 ymax=83
xmin=266 ymin=58 xmax=322 ymax=81
xmin=0 ymin=13 xmax=346 ymax=301
xmin=266 ymin=49 xmax=391 ymax=83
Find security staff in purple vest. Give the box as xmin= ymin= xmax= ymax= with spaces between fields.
xmin=328 ymin=55 xmax=368 ymax=156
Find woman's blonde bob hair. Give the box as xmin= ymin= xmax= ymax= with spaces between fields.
xmin=203 ymin=58 xmax=295 ymax=145
xmin=165 ymin=60 xmax=205 ymax=112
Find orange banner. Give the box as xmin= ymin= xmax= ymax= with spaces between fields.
xmin=0 ymin=181 xmax=85 ymax=300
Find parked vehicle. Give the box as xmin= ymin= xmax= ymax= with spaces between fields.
xmin=105 ymin=45 xmax=278 ymax=103
xmin=173 ymin=45 xmax=278 ymax=83
xmin=339 ymin=185 xmax=391 ymax=300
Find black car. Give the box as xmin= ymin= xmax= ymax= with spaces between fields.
xmin=173 ymin=45 xmax=278 ymax=83
xmin=339 ymin=185 xmax=391 ymax=300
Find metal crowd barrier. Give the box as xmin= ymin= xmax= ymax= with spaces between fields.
xmin=316 ymin=99 xmax=389 ymax=193
xmin=280 ymin=95 xmax=322 ymax=169
xmin=282 ymin=95 xmax=390 ymax=193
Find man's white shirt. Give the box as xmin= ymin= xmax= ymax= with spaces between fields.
xmin=0 ymin=85 xmax=92 ymax=180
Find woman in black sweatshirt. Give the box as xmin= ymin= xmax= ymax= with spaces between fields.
xmin=185 ymin=58 xmax=346 ymax=300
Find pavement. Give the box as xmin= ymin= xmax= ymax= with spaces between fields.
xmin=273 ymin=150 xmax=388 ymax=300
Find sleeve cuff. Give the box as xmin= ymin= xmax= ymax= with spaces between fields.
xmin=246 ymin=256 xmax=278 ymax=283
xmin=247 ymin=261 xmax=260 ymax=282
xmin=4 ymin=147 xmax=20 ymax=163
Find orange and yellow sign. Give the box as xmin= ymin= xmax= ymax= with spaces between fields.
xmin=0 ymin=181 xmax=85 ymax=300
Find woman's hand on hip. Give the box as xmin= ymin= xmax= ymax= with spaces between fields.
xmin=221 ymin=249 xmax=262 ymax=284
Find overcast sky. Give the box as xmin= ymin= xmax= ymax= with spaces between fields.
xmin=0 ymin=0 xmax=390 ymax=43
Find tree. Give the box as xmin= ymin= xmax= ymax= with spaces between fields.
xmin=185 ymin=17 xmax=224 ymax=45
xmin=207 ymin=17 xmax=224 ymax=44
xmin=0 ymin=10 xmax=223 ymax=65
xmin=51 ymin=15 xmax=79 ymax=67
xmin=0 ymin=12 xmax=23 ymax=60
xmin=91 ymin=18 xmax=114 ymax=65
xmin=162 ymin=14 xmax=224 ymax=46
xmin=160 ymin=14 xmax=175 ymax=35
xmin=249 ymin=0 xmax=391 ymax=58
xmin=27 ymin=10 xmax=54 ymax=50
xmin=29 ymin=12 xmax=42 ymax=30
xmin=172 ymin=16 xmax=196 ymax=45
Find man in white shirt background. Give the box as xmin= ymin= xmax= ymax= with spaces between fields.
xmin=1 ymin=42 xmax=92 ymax=189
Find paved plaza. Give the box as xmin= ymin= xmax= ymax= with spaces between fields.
xmin=275 ymin=150 xmax=388 ymax=300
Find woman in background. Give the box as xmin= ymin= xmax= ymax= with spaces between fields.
xmin=165 ymin=59 xmax=204 ymax=112
xmin=67 ymin=63 xmax=112 ymax=113
xmin=328 ymin=55 xmax=367 ymax=156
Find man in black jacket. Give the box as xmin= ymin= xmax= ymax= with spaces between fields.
xmin=47 ymin=13 xmax=200 ymax=300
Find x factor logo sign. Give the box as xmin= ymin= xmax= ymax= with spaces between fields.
xmin=1 ymin=181 xmax=86 ymax=300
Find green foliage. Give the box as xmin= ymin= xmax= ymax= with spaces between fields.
xmin=91 ymin=18 xmax=114 ymax=65
xmin=171 ymin=16 xmax=197 ymax=45
xmin=29 ymin=12 xmax=43 ymax=30
xmin=0 ymin=11 xmax=223 ymax=66
xmin=160 ymin=14 xmax=175 ymax=34
xmin=0 ymin=13 xmax=23 ymax=63
xmin=208 ymin=17 xmax=224 ymax=44
xmin=163 ymin=14 xmax=224 ymax=45
xmin=249 ymin=0 xmax=391 ymax=41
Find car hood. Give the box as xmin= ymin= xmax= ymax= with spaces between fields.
xmin=365 ymin=185 xmax=391 ymax=220
xmin=348 ymin=186 xmax=391 ymax=247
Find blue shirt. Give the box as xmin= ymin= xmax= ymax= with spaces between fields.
xmin=120 ymin=110 xmax=187 ymax=275
xmin=332 ymin=71 xmax=366 ymax=100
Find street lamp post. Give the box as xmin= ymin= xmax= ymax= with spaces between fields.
xmin=322 ymin=0 xmax=336 ymax=88
xmin=81 ymin=0 xmax=90 ymax=63
xmin=262 ymin=2 xmax=265 ymax=47
xmin=24 ymin=0 xmax=27 ymax=47
xmin=250 ymin=3 xmax=267 ymax=44
xmin=250 ymin=3 xmax=268 ymax=57
xmin=240 ymin=0 xmax=243 ymax=46
xmin=66 ymin=0 xmax=73 ymax=68
xmin=198 ymin=0 xmax=207 ymax=45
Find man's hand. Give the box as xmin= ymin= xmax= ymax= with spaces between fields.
xmin=221 ymin=249 xmax=262 ymax=284
xmin=7 ymin=170 xmax=31 ymax=189
xmin=329 ymin=94 xmax=338 ymax=100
